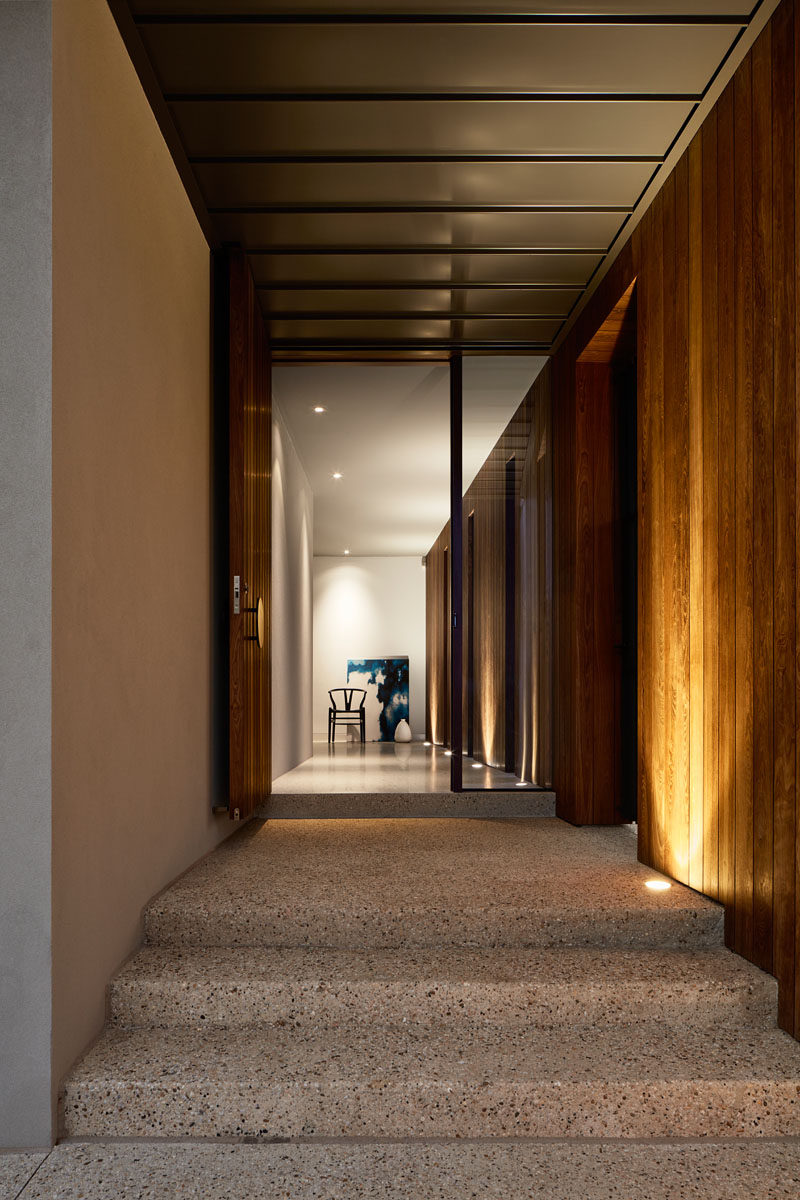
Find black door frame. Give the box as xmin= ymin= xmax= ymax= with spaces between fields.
xmin=449 ymin=355 xmax=463 ymax=792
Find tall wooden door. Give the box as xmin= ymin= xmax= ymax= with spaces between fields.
xmin=224 ymin=249 xmax=271 ymax=819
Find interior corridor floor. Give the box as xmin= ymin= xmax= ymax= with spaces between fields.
xmin=32 ymin=816 xmax=800 ymax=1196
xmin=271 ymin=738 xmax=531 ymax=793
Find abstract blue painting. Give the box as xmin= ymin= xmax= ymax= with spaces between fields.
xmin=346 ymin=657 xmax=409 ymax=741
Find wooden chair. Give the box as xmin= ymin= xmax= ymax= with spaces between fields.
xmin=328 ymin=688 xmax=367 ymax=743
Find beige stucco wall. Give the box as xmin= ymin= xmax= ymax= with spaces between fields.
xmin=52 ymin=0 xmax=229 ymax=1092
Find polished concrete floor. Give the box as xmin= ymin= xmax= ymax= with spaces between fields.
xmin=272 ymin=739 xmax=529 ymax=793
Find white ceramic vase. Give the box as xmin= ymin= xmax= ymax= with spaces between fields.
xmin=394 ymin=718 xmax=412 ymax=743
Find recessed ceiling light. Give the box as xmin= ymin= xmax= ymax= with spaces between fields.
xmin=645 ymin=879 xmax=671 ymax=892
xmin=343 ymin=549 xmax=350 ymax=556
xmin=332 ymin=471 xmax=343 ymax=480
xmin=313 ymin=405 xmax=326 ymax=413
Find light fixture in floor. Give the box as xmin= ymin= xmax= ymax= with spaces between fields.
xmin=313 ymin=405 xmax=326 ymax=413
xmin=443 ymin=750 xmax=453 ymax=757
xmin=645 ymin=879 xmax=671 ymax=891
xmin=332 ymin=471 xmax=343 ymax=480
xmin=423 ymin=741 xmax=431 ymax=746
xmin=516 ymin=781 xmax=529 ymax=787
xmin=343 ymin=548 xmax=350 ymax=556
xmin=471 ymin=762 xmax=483 ymax=768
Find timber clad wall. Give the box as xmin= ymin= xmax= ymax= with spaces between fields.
xmin=553 ymin=0 xmax=800 ymax=1034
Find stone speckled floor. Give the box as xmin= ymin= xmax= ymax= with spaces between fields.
xmin=52 ymin=815 xmax=800 ymax=1192
xmin=143 ymin=818 xmax=723 ymax=949
xmin=9 ymin=1140 xmax=800 ymax=1199
xmin=0 ymin=1153 xmax=46 ymax=1200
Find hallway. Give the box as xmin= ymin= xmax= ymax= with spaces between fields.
xmin=49 ymin=815 xmax=800 ymax=1194
xmin=271 ymin=740 xmax=543 ymax=796
xmin=5 ymin=0 xmax=800 ymax=1168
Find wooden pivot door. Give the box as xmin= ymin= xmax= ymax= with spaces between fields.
xmin=222 ymin=248 xmax=271 ymax=819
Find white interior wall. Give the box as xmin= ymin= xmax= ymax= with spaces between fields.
xmin=271 ymin=404 xmax=314 ymax=779
xmin=313 ymin=557 xmax=426 ymax=741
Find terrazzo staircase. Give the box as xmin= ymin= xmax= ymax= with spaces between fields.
xmin=61 ymin=818 xmax=800 ymax=1153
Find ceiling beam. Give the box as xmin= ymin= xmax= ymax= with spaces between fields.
xmin=215 ymin=203 xmax=630 ymax=214
xmin=166 ymin=90 xmax=701 ymax=103
xmin=265 ymin=311 xmax=569 ymax=320
xmin=256 ymin=281 xmax=583 ymax=291
xmin=189 ymin=153 xmax=664 ymax=164
xmin=268 ymin=338 xmax=552 ymax=350
xmin=136 ymin=12 xmax=750 ymax=26
xmin=246 ymin=245 xmax=607 ymax=255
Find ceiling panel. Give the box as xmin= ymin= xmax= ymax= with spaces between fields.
xmin=170 ymin=98 xmax=695 ymax=157
xmin=193 ymin=160 xmax=656 ymax=208
xmin=211 ymin=210 xmax=626 ymax=249
xmin=249 ymin=252 xmax=602 ymax=285
xmin=258 ymin=287 xmax=582 ymax=315
xmin=266 ymin=317 xmax=563 ymax=340
xmin=141 ymin=24 xmax=737 ymax=94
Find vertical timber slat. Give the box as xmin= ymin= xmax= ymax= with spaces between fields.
xmin=734 ymin=54 xmax=755 ymax=962
xmin=717 ymin=81 xmax=737 ymax=943
xmin=771 ymin=0 xmax=797 ymax=1028
xmin=752 ymin=22 xmax=775 ymax=974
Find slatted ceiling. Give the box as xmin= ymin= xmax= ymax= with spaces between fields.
xmin=115 ymin=0 xmax=763 ymax=354
xmin=192 ymin=161 xmax=657 ymax=208
xmin=138 ymin=23 xmax=736 ymax=94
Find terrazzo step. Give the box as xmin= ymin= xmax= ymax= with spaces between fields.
xmin=108 ymin=946 xmax=776 ymax=1031
xmin=142 ymin=818 xmax=724 ymax=952
xmin=22 ymin=1140 xmax=800 ymax=1200
xmin=61 ymin=1021 xmax=800 ymax=1140
xmin=144 ymin=894 xmax=724 ymax=951
xmin=257 ymin=790 xmax=556 ymax=820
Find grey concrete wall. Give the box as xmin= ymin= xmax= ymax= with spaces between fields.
xmin=271 ymin=404 xmax=314 ymax=780
xmin=0 ymin=1 xmax=54 ymax=1149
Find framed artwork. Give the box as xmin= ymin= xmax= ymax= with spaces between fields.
xmin=346 ymin=657 xmax=409 ymax=741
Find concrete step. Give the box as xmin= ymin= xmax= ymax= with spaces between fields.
xmin=144 ymin=893 xmax=724 ymax=951
xmin=24 ymin=1140 xmax=800 ymax=1200
xmin=109 ymin=946 xmax=776 ymax=1031
xmin=257 ymin=790 xmax=556 ymax=820
xmin=61 ymin=1020 xmax=800 ymax=1140
xmin=143 ymin=818 xmax=724 ymax=951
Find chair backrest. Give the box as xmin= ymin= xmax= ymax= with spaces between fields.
xmin=329 ymin=687 xmax=366 ymax=711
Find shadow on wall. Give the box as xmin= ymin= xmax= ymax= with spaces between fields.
xmin=271 ymin=406 xmax=314 ymax=780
